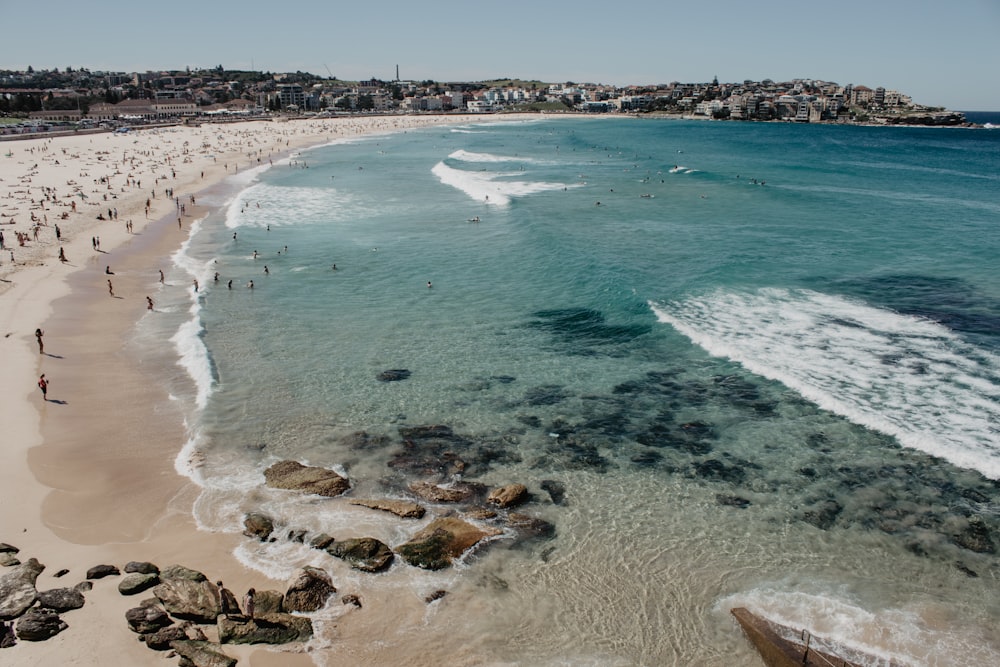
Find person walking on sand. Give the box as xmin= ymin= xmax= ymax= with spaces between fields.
xmin=58 ymin=247 xmax=67 ymax=263
xmin=38 ymin=374 xmax=48 ymax=401
xmin=35 ymin=328 xmax=44 ymax=354
xmin=146 ymin=296 xmax=154 ymax=311
xmin=107 ymin=279 xmax=114 ymax=297
xmin=243 ymin=588 xmax=256 ymax=620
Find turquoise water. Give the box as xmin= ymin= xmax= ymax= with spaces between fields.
xmin=147 ymin=118 xmax=999 ymax=665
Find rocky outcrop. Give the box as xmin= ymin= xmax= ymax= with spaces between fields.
xmin=487 ymin=483 xmax=528 ymax=508
xmin=350 ymin=498 xmax=426 ymax=519
xmin=152 ymin=566 xmax=220 ymax=623
xmin=143 ymin=621 xmax=206 ymax=650
xmin=396 ymin=517 xmax=502 ymax=570
xmin=242 ymin=512 xmax=275 ymax=541
xmin=0 ymin=558 xmax=44 ymax=621
xmin=283 ymin=566 xmax=335 ymax=613
xmin=217 ymin=614 xmax=313 ymax=645
xmin=327 ymin=537 xmax=394 ymax=572
xmin=15 ymin=608 xmax=67 ymax=641
xmin=170 ymin=639 xmax=237 ymax=667
xmin=264 ymin=460 xmax=350 ymax=497
xmin=253 ymin=589 xmax=284 ymax=616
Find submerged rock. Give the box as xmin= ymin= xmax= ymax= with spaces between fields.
xmin=800 ymin=500 xmax=844 ymax=531
xmin=409 ymin=481 xmax=483 ymax=503
xmin=377 ymin=369 xmax=411 ymax=382
xmin=540 ymin=480 xmax=566 ymax=505
xmin=488 ymin=483 xmax=528 ymax=508
xmin=242 ymin=512 xmax=275 ymax=541
xmin=350 ymin=498 xmax=426 ymax=519
xmin=396 ymin=517 xmax=502 ymax=570
xmin=327 ymin=538 xmax=394 ymax=573
xmin=264 ymin=460 xmax=350 ymax=497
xmin=951 ymin=516 xmax=996 ymax=554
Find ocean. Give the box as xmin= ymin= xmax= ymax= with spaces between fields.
xmin=138 ymin=116 xmax=1000 ymax=666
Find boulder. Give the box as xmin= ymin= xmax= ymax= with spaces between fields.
xmin=86 ymin=564 xmax=120 ymax=580
xmin=264 ymin=460 xmax=350 ymax=497
xmin=341 ymin=594 xmax=362 ymax=608
xmin=15 ymin=608 xmax=67 ymax=641
xmin=242 ymin=512 xmax=275 ymax=541
xmin=123 ymin=561 xmax=159 ymax=575
xmin=170 ymin=639 xmax=237 ymax=667
xmin=125 ymin=600 xmax=172 ymax=634
xmin=253 ymin=589 xmax=284 ymax=617
xmin=0 ymin=544 xmax=17 ymax=555
xmin=283 ymin=566 xmax=335 ymax=613
xmin=36 ymin=587 xmax=85 ymax=612
xmin=0 ymin=558 xmax=44 ymax=621
xmin=350 ymin=498 xmax=426 ymax=519
xmin=153 ymin=566 xmax=220 ymax=623
xmin=217 ymin=614 xmax=313 ymax=645
xmin=0 ymin=620 xmax=14 ymax=648
xmin=118 ymin=572 xmax=159 ymax=596
xmin=326 ymin=537 xmax=394 ymax=572
xmin=488 ymin=483 xmax=528 ymax=508
xmin=396 ymin=517 xmax=502 ymax=570
xmin=0 ymin=553 xmax=19 ymax=567
xmin=308 ymin=533 xmax=335 ymax=550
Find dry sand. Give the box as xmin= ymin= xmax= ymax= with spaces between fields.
xmin=0 ymin=113 xmax=518 ymax=666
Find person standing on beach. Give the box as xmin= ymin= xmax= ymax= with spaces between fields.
xmin=58 ymin=247 xmax=67 ymax=263
xmin=107 ymin=279 xmax=114 ymax=297
xmin=243 ymin=588 xmax=256 ymax=620
xmin=35 ymin=328 xmax=44 ymax=354
xmin=38 ymin=374 xmax=48 ymax=401
xmin=159 ymin=269 xmax=164 ymax=284
xmin=217 ymin=581 xmax=241 ymax=619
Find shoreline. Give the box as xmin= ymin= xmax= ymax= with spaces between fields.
xmin=0 ymin=114 xmax=524 ymax=665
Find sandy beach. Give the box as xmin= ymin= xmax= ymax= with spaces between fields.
xmin=0 ymin=113 xmax=514 ymax=666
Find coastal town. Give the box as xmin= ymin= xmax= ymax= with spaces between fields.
xmin=0 ymin=65 xmax=971 ymax=133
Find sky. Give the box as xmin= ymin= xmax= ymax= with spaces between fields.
xmin=2 ymin=0 xmax=998 ymax=110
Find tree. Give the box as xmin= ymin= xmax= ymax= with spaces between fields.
xmin=334 ymin=97 xmax=352 ymax=110
xmin=357 ymin=94 xmax=374 ymax=111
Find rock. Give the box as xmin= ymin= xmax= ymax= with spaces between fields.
xmin=283 ymin=566 xmax=335 ymax=613
xmin=308 ymin=532 xmax=335 ymax=550
xmin=118 ymin=572 xmax=160 ymax=596
xmin=716 ymin=494 xmax=752 ymax=509
xmin=327 ymin=537 xmax=394 ymax=573
xmin=217 ymin=613 xmax=313 ymax=645
xmin=242 ymin=512 xmax=275 ymax=541
xmin=396 ymin=517 xmax=502 ymax=570
xmin=287 ymin=529 xmax=307 ymax=543
xmin=53 ymin=569 xmax=69 ymax=578
xmin=409 ymin=481 xmax=481 ymax=503
xmin=350 ymin=498 xmax=426 ymax=519
xmin=0 ymin=620 xmax=14 ymax=648
xmin=264 ymin=460 xmax=351 ymax=497
xmin=170 ymin=639 xmax=237 ymax=667
xmin=86 ymin=564 xmax=120 ymax=580
xmin=74 ymin=581 xmax=92 ymax=593
xmin=124 ymin=561 xmax=159 ymax=575
xmin=800 ymin=500 xmax=843 ymax=531
xmin=341 ymin=594 xmax=361 ymax=608
xmin=506 ymin=513 xmax=556 ymax=539
xmin=425 ymin=590 xmax=447 ymax=603
xmin=0 ymin=558 xmax=44 ymax=621
xmin=464 ymin=508 xmax=498 ymax=521
xmin=15 ymin=608 xmax=67 ymax=641
xmin=952 ymin=516 xmax=996 ymax=554
xmin=36 ymin=587 xmax=85 ymax=612
xmin=153 ymin=566 xmax=220 ymax=623
xmin=0 ymin=544 xmax=17 ymax=554
xmin=125 ymin=600 xmax=173 ymax=634
xmin=540 ymin=480 xmax=566 ymax=505
xmin=253 ymin=590 xmax=284 ymax=616
xmin=0 ymin=553 xmax=19 ymax=567
xmin=488 ymin=483 xmax=528 ymax=508
xmin=160 ymin=622 xmax=207 ymax=649
xmin=377 ymin=369 xmax=411 ymax=382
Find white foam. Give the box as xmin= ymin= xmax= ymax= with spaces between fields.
xmin=651 ymin=288 xmax=1000 ymax=479
xmin=431 ymin=161 xmax=571 ymax=207
xmin=225 ymin=182 xmax=363 ymax=229
xmin=447 ymin=149 xmax=542 ymax=165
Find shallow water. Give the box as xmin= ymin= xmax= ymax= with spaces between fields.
xmin=139 ymin=117 xmax=1000 ymax=665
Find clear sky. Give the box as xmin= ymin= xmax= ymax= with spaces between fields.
xmin=2 ymin=0 xmax=998 ymax=110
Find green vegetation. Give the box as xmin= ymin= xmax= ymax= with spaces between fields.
xmin=507 ymin=101 xmax=571 ymax=113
